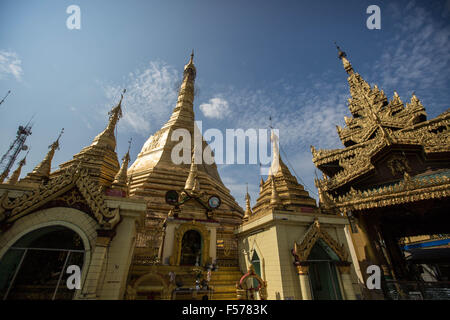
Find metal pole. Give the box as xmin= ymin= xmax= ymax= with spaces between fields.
xmin=52 ymin=251 xmax=71 ymax=300
xmin=3 ymin=249 xmax=27 ymax=300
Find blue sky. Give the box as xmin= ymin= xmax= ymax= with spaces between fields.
xmin=1 ymin=0 xmax=449 ymax=208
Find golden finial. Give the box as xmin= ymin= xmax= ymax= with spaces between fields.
xmin=91 ymin=90 xmax=125 ymax=151
xmin=183 ymin=50 xmax=196 ymax=79
xmin=112 ymin=137 xmax=132 ymax=191
xmin=243 ymin=185 xmax=252 ymax=220
xmin=109 ymin=89 xmax=125 ymax=120
xmin=7 ymin=150 xmax=29 ymax=185
xmin=335 ymin=42 xmax=347 ymax=59
xmin=334 ymin=42 xmax=354 ymax=75
xmin=51 ymin=128 xmax=64 ymax=150
xmin=21 ymin=128 xmax=64 ymax=184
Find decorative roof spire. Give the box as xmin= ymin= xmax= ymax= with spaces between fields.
xmin=7 ymin=152 xmax=28 ymax=185
xmin=22 ymin=128 xmax=64 ymax=183
xmin=268 ymin=129 xmax=280 ymax=176
xmin=243 ymin=183 xmax=253 ymax=220
xmin=183 ymin=49 xmax=196 ymax=80
xmin=111 ymin=138 xmax=132 ymax=191
xmin=91 ymin=89 xmax=125 ymax=151
xmin=259 ymin=176 xmax=265 ymax=192
xmin=335 ymin=42 xmax=354 ymax=75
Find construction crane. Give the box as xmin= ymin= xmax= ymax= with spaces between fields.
xmin=0 ymin=121 xmax=33 ymax=183
xmin=0 ymin=90 xmax=11 ymax=107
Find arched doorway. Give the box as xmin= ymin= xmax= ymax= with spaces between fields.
xmin=308 ymin=239 xmax=343 ymax=300
xmin=0 ymin=225 xmax=85 ymax=300
xmin=250 ymin=251 xmax=261 ymax=293
xmin=180 ymin=230 xmax=202 ymax=266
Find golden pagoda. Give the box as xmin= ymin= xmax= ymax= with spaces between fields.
xmin=0 ymin=89 xmax=148 ymax=300
xmin=125 ymin=52 xmax=244 ymax=300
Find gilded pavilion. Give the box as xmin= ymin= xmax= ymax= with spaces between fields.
xmin=311 ymin=46 xmax=450 ymax=299
xmin=0 ymin=47 xmax=448 ymax=300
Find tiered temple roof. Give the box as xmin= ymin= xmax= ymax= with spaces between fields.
xmin=249 ymin=131 xmax=317 ymax=219
xmin=312 ymin=45 xmax=450 ymax=208
xmin=20 ymin=129 xmax=64 ymax=186
xmin=53 ymin=93 xmax=125 ymax=186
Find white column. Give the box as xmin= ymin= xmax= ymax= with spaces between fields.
xmin=77 ymin=236 xmax=111 ymax=299
xmin=338 ymin=264 xmax=356 ymax=300
xmin=296 ymin=264 xmax=312 ymax=300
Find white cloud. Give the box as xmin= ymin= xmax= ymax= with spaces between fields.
xmin=199 ymin=97 xmax=231 ymax=118
xmin=0 ymin=50 xmax=23 ymax=81
xmin=205 ymin=76 xmax=349 ymax=201
xmin=104 ymin=61 xmax=179 ymax=134
xmin=216 ymin=78 xmax=348 ymax=149
xmin=370 ymin=1 xmax=450 ymax=111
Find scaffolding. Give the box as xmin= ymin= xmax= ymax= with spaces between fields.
xmin=0 ymin=123 xmax=32 ymax=183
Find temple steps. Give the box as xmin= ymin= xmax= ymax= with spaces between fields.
xmin=209 ymin=266 xmax=242 ymax=300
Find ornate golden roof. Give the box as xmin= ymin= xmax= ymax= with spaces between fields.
xmin=312 ymin=47 xmax=450 ymax=194
xmin=20 ymin=129 xmax=64 ymax=186
xmin=54 ymin=94 xmax=124 ymax=187
xmin=293 ymin=218 xmax=349 ymax=262
xmin=329 ymin=170 xmax=450 ymax=212
xmin=251 ymin=158 xmax=317 ymax=216
xmin=1 ymin=165 xmax=120 ymax=229
xmin=6 ymin=155 xmax=27 ymax=185
xmin=112 ymin=149 xmax=131 ymax=192
xmin=251 ymin=131 xmax=317 ymax=218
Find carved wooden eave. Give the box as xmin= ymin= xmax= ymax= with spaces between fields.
xmin=292 ymin=218 xmax=348 ymax=263
xmin=312 ymin=111 xmax=450 ymax=192
xmin=0 ymin=165 xmax=120 ymax=229
xmin=326 ymin=171 xmax=450 ymax=212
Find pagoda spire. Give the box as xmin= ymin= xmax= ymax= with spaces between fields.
xmin=243 ymin=183 xmax=253 ymax=220
xmin=111 ymin=138 xmax=132 ymax=192
xmin=163 ymin=51 xmax=197 ymax=128
xmin=22 ymin=128 xmax=64 ymax=184
xmin=7 ymin=152 xmax=28 ymax=185
xmin=335 ymin=42 xmax=354 ymax=75
xmin=268 ymin=129 xmax=280 ymax=177
xmin=91 ymin=89 xmax=125 ymax=151
xmin=55 ymin=91 xmax=124 ymax=187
